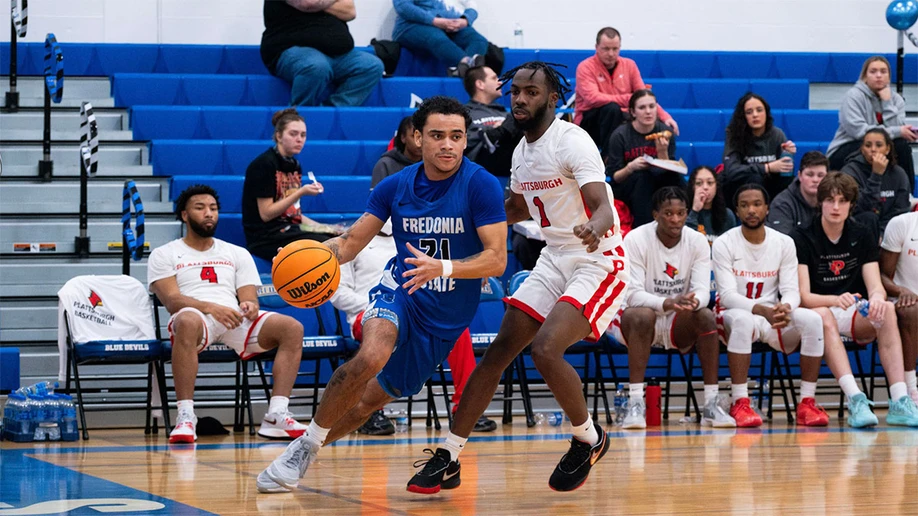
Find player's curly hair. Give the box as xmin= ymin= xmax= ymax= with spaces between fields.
xmin=498 ymin=61 xmax=572 ymax=105
xmin=174 ymin=184 xmax=221 ymax=220
xmin=652 ymin=186 xmax=688 ymax=212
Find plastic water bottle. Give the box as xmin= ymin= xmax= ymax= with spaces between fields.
xmin=534 ymin=411 xmax=564 ymax=426
xmin=646 ymin=379 xmax=662 ymax=426
xmin=778 ymin=149 xmax=795 ymax=177
xmin=32 ymin=395 xmax=48 ymax=441
xmin=47 ymin=395 xmax=62 ymax=441
xmin=513 ymin=23 xmax=524 ymax=49
xmin=10 ymin=394 xmax=34 ymax=441
xmin=394 ymin=410 xmax=409 ymax=433
xmin=16 ymin=381 xmax=58 ymax=397
xmin=613 ymin=384 xmax=628 ymax=426
xmin=855 ymin=297 xmax=882 ymax=328
xmin=60 ymin=394 xmax=78 ymax=441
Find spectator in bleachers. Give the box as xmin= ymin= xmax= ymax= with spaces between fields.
xmin=149 ymin=185 xmax=308 ymax=443
xmin=372 ymin=116 xmax=422 ymax=188
xmin=792 ymin=172 xmax=918 ymax=427
xmin=330 ymin=220 xmax=497 ymax=434
xmin=685 ymin=165 xmax=737 ymax=245
xmin=464 ymin=65 xmax=523 ymax=177
xmin=841 ymin=127 xmax=911 ymax=233
xmin=722 ymin=93 xmax=796 ymax=210
xmin=879 ymin=211 xmax=918 ymax=405
xmin=242 ymin=109 xmax=341 ymax=262
xmin=767 ymin=151 xmax=828 ymax=235
xmin=826 ymin=56 xmax=916 ymax=193
xmin=575 ymin=27 xmax=678 ymax=156
xmin=606 ymin=89 xmax=682 ymax=228
xmin=260 ymin=0 xmax=383 ymax=106
xmin=392 ymin=0 xmax=488 ymax=77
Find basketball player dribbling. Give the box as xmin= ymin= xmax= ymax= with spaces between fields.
xmin=256 ymin=96 xmax=508 ymax=493
xmin=408 ymin=61 xmax=628 ymax=494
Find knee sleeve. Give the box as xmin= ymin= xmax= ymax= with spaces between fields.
xmin=723 ymin=309 xmax=754 ymax=354
xmin=794 ymin=308 xmax=825 ymax=357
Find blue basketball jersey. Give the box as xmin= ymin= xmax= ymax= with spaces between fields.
xmin=370 ymin=159 xmax=503 ymax=334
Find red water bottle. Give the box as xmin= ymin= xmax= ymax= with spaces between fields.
xmin=646 ymin=378 xmax=662 ymax=426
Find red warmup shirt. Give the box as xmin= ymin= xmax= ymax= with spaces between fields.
xmin=574 ymin=54 xmax=671 ymax=125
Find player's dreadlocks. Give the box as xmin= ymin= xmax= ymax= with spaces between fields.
xmin=498 ymin=61 xmax=572 ymax=104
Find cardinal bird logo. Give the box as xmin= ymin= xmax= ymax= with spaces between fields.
xmin=829 ymin=260 xmax=845 ymax=276
xmin=664 ymin=263 xmax=679 ymax=279
xmin=88 ymin=290 xmax=103 ymax=309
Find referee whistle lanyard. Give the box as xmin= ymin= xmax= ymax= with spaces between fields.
xmin=122 ymin=181 xmax=146 ymax=261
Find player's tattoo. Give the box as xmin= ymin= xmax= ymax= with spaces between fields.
xmin=327 ymin=367 xmax=348 ymax=388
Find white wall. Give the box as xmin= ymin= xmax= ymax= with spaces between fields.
xmin=1 ymin=0 xmax=907 ymax=54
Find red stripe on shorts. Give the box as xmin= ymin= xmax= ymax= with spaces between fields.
xmin=504 ymin=297 xmax=546 ymax=323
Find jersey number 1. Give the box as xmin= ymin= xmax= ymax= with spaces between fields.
xmin=745 ymin=282 xmax=764 ymax=299
xmin=200 ymin=266 xmax=218 ymax=284
xmin=532 ymin=196 xmax=551 ymax=228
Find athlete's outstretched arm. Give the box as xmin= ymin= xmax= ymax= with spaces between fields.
xmin=402 ymin=221 xmax=507 ymax=294
xmin=324 ymin=213 xmax=385 ymax=265
xmin=505 ymin=191 xmax=531 ymax=225
xmin=573 ymin=181 xmax=616 ymax=252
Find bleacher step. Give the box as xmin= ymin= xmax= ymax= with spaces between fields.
xmin=1 ymin=76 xmax=113 ymax=105
xmin=1 ymin=143 xmax=148 ymax=167
xmin=0 ymin=180 xmax=166 ymax=203
xmin=1 ymin=165 xmax=154 ymax=178
xmin=0 ymin=129 xmax=135 ymax=142
xmin=0 ymin=220 xmax=181 ymax=254
xmin=1 ymin=109 xmax=128 ymax=132
xmin=0 ymin=200 xmax=173 ymax=216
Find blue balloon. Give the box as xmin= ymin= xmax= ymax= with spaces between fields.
xmin=887 ymin=0 xmax=918 ymax=30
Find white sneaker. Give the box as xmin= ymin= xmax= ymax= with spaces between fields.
xmin=258 ymin=411 xmax=307 ymax=439
xmin=622 ymin=399 xmax=647 ymax=429
xmin=169 ymin=411 xmax=197 ymax=443
xmin=262 ymin=435 xmax=319 ymax=490
xmin=702 ymin=395 xmax=737 ymax=428
xmin=256 ymin=469 xmax=291 ymax=493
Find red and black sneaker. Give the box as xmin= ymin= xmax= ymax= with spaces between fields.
xmin=548 ymin=426 xmax=610 ymax=492
xmin=406 ymin=448 xmax=461 ymax=494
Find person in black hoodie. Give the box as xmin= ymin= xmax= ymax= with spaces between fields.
xmin=242 ymin=108 xmax=340 ymax=262
xmin=463 ymin=65 xmax=523 ymax=177
xmin=722 ymin=93 xmax=796 ymax=209
xmin=767 ymin=151 xmax=828 ymax=234
xmin=840 ymin=127 xmax=910 ymax=233
xmin=371 ymin=116 xmax=422 ymax=188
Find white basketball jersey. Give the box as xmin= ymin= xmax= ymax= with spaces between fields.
xmin=623 ymin=222 xmax=711 ymax=312
xmin=712 ymin=226 xmax=800 ymax=311
xmin=881 ymin=212 xmax=918 ymax=294
xmin=510 ymin=119 xmax=622 ymax=253
xmin=147 ymin=238 xmax=261 ymax=310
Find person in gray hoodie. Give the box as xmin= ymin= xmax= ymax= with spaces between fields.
xmin=841 ymin=128 xmax=911 ymax=233
xmin=826 ymin=56 xmax=916 ymax=193
xmin=370 ymin=116 xmax=422 ymax=188
xmin=767 ymin=151 xmax=828 ymax=234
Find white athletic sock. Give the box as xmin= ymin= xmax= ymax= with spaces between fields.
xmin=629 ymin=382 xmax=645 ymax=401
xmin=268 ymin=396 xmax=289 ymax=415
xmin=906 ymin=370 xmax=917 ymax=394
xmin=305 ymin=420 xmax=329 ymax=446
xmin=443 ymin=432 xmax=468 ymax=462
xmin=800 ymin=381 xmax=817 ymax=400
xmin=838 ymin=374 xmax=861 ymax=398
xmin=704 ymin=384 xmax=719 ymax=405
xmin=571 ymin=417 xmax=600 ymax=446
xmin=890 ymin=382 xmax=908 ymax=402
xmin=731 ymin=384 xmax=748 ymax=403
xmin=176 ymin=399 xmax=195 ymax=416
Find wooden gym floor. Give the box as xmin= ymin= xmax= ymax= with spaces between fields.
xmin=1 ymin=414 xmax=916 ymax=515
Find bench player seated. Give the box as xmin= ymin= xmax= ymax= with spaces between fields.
xmin=879 ymin=211 xmax=918 ymax=405
xmin=608 ymin=187 xmax=736 ymax=428
xmin=149 ymin=185 xmax=307 ymax=443
xmin=713 ymin=184 xmax=829 ymax=427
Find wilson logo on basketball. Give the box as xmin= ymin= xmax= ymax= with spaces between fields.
xmin=829 ymin=260 xmax=846 ymax=276
xmin=286 ymin=272 xmax=331 ymax=299
xmin=88 ymin=290 xmax=103 ymax=309
xmin=664 ymin=263 xmax=679 ymax=279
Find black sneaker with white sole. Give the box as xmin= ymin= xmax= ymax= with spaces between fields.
xmin=548 ymin=426 xmax=610 ymax=492
xmin=406 ymin=448 xmax=461 ymax=494
xmin=357 ymin=409 xmax=395 ymax=436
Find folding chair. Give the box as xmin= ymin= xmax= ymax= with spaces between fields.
xmin=58 ymin=275 xmax=170 ymax=440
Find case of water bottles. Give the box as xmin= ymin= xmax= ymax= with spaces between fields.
xmin=2 ymin=381 xmax=79 ymax=442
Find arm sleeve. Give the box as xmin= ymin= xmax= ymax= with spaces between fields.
xmin=468 ymin=169 xmax=508 ymax=227
xmin=883 ymin=169 xmax=912 ymax=229
xmin=765 ymin=197 xmax=795 ymax=234
xmin=574 ymin=62 xmax=624 ymax=112
xmin=880 ymin=213 xmax=906 ymax=252
xmin=604 ymin=130 xmax=627 ymax=182
xmin=146 ymin=247 xmax=175 ymax=289
xmin=791 ymin=229 xmax=813 ymax=268
xmin=841 ymin=164 xmax=880 ymax=215
xmin=370 ymin=159 xmax=389 ymax=189
xmin=712 ymin=236 xmax=756 ymax=311
xmin=365 ymin=174 xmax=397 ymax=222
xmin=560 ymin=128 xmax=607 ymax=187
xmin=689 ymin=234 xmax=711 ymax=309
xmin=624 ymin=235 xmax=667 ymax=312
xmin=461 ymin=6 xmax=478 ymax=25
xmin=837 ymin=89 xmax=882 ymax=140
xmin=235 ymin=248 xmax=262 ymax=289
xmin=668 ymin=132 xmax=677 ymax=158
xmin=882 ymin=95 xmax=906 ymax=139
xmin=330 ymin=261 xmax=368 ymax=320
xmin=722 ymin=146 xmax=765 ymax=189
xmin=393 ymin=0 xmax=436 ymax=25
xmin=777 ymin=237 xmax=801 ymax=310
xmin=246 ymin=156 xmax=278 ymax=200
xmin=864 ymin=225 xmax=881 ymax=264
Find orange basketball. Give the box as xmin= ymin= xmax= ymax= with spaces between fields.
xmin=271 ymin=240 xmax=340 ymax=309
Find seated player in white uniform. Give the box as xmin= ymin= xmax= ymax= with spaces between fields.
xmin=609 ymin=186 xmax=736 ymax=429
xmin=713 ymin=184 xmax=829 ymax=427
xmin=880 ymin=211 xmax=918 ymax=405
xmin=148 ymin=185 xmax=307 ymax=443
xmin=792 ymin=172 xmax=918 ymax=427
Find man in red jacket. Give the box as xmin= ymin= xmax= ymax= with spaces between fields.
xmin=574 ymin=27 xmax=679 ymax=156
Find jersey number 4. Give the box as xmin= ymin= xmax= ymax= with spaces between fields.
xmin=745 ymin=282 xmax=764 ymax=299
xmin=200 ymin=266 xmax=218 ymax=284
xmin=532 ymin=196 xmax=551 ymax=228
xmin=418 ymin=238 xmax=451 ymax=260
